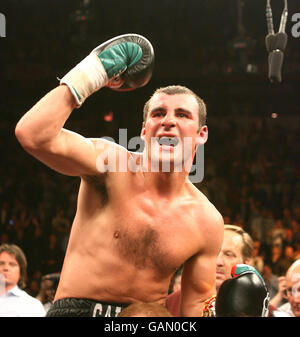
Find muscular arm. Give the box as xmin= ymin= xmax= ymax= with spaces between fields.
xmin=15 ymin=85 xmax=114 ymax=177
xmin=180 ymin=211 xmax=224 ymax=317
xmin=15 ymin=35 xmax=153 ymax=178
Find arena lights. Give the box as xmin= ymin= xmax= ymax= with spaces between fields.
xmin=71 ymin=0 xmax=91 ymax=22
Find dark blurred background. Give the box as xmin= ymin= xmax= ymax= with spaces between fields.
xmin=0 ymin=0 xmax=299 ymax=296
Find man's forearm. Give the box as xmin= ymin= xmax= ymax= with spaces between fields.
xmin=15 ymin=85 xmax=77 ymax=147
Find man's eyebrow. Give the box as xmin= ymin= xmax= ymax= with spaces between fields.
xmin=149 ymin=107 xmax=166 ymax=114
xmin=150 ymin=106 xmax=167 ymax=113
xmin=224 ymin=249 xmax=236 ymax=256
xmin=150 ymin=107 xmax=193 ymax=115
xmin=175 ymin=108 xmax=193 ymax=115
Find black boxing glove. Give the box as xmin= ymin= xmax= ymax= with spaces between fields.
xmin=60 ymin=33 xmax=154 ymax=107
xmin=215 ymin=264 xmax=270 ymax=317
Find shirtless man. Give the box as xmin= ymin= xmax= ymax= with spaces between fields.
xmin=15 ymin=34 xmax=224 ymax=317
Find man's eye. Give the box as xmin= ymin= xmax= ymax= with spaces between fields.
xmin=153 ymin=112 xmax=163 ymax=117
xmin=177 ymin=112 xmax=188 ymax=118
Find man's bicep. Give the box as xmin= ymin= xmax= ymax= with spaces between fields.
xmin=180 ymin=224 xmax=223 ymax=315
xmin=27 ymin=128 xmax=105 ymax=176
xmin=182 ymin=252 xmax=218 ymax=302
xmin=179 ymin=253 xmax=218 ymax=317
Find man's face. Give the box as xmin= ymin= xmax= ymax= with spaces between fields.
xmin=42 ymin=279 xmax=55 ymax=302
xmin=141 ymin=93 xmax=207 ymax=171
xmin=0 ymin=252 xmax=20 ymax=292
xmin=286 ymin=270 xmax=300 ymax=317
xmin=216 ymin=230 xmax=245 ymax=291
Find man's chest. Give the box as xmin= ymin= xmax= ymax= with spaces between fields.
xmin=110 ymin=193 xmax=204 ymax=275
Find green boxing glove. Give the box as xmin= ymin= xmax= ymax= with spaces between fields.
xmin=60 ymin=33 xmax=155 ymax=107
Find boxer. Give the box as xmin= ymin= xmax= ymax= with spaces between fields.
xmin=15 ymin=34 xmax=224 ymax=317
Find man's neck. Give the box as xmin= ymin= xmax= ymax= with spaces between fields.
xmin=142 ymin=170 xmax=189 ymax=198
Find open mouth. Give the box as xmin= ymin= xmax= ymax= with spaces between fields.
xmin=157 ymin=137 xmax=179 ymax=147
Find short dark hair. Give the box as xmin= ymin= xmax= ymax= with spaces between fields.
xmin=0 ymin=244 xmax=28 ymax=289
xmin=143 ymin=85 xmax=207 ymax=129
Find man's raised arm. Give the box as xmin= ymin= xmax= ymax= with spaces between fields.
xmin=15 ymin=34 xmax=154 ymax=177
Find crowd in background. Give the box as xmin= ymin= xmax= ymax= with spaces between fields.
xmin=0 ymin=0 xmax=299 ymax=303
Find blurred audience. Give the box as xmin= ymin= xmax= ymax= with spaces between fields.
xmin=36 ymin=273 xmax=60 ymax=313
xmin=0 ymin=244 xmax=45 ymax=317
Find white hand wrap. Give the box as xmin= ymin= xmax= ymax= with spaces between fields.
xmin=60 ymin=53 xmax=108 ymax=107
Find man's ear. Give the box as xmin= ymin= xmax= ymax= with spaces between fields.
xmin=196 ymin=125 xmax=208 ymax=146
xmin=244 ymin=258 xmax=251 ymax=265
xmin=140 ymin=121 xmax=146 ymax=140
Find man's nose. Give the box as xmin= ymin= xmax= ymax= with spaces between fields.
xmin=161 ymin=114 xmax=176 ymax=128
xmin=216 ymin=253 xmax=224 ymax=266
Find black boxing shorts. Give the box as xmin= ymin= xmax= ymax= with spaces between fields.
xmin=46 ymin=298 xmax=129 ymax=317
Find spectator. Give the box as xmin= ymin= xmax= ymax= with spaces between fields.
xmin=249 ymin=204 xmax=264 ymax=242
xmin=268 ymin=245 xmax=286 ymax=276
xmin=290 ymin=219 xmax=300 ymax=239
xmin=215 ymin=224 xmax=254 ymax=292
xmin=269 ymin=259 xmax=300 ymax=317
xmin=282 ymin=208 xmax=292 ymax=229
xmin=26 ymin=278 xmax=40 ymax=297
xmin=36 ymin=273 xmax=60 ymax=313
xmin=0 ymin=244 xmax=46 ymax=317
xmin=279 ymin=245 xmax=295 ymax=274
xmin=41 ymin=234 xmax=63 ymax=274
xmin=262 ymin=264 xmax=279 ymax=300
xmin=294 ymin=242 xmax=300 ymax=260
xmin=51 ymin=207 xmax=70 ymax=252
xmin=267 ymin=219 xmax=286 ymax=247
xmin=249 ymin=239 xmax=264 ymax=274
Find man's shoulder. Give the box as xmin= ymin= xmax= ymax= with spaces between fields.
xmin=186 ymin=183 xmax=224 ymax=251
xmin=87 ymin=138 xmax=142 ymax=176
xmin=10 ymin=287 xmax=44 ymax=307
xmin=189 ymin=184 xmax=223 ymax=225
